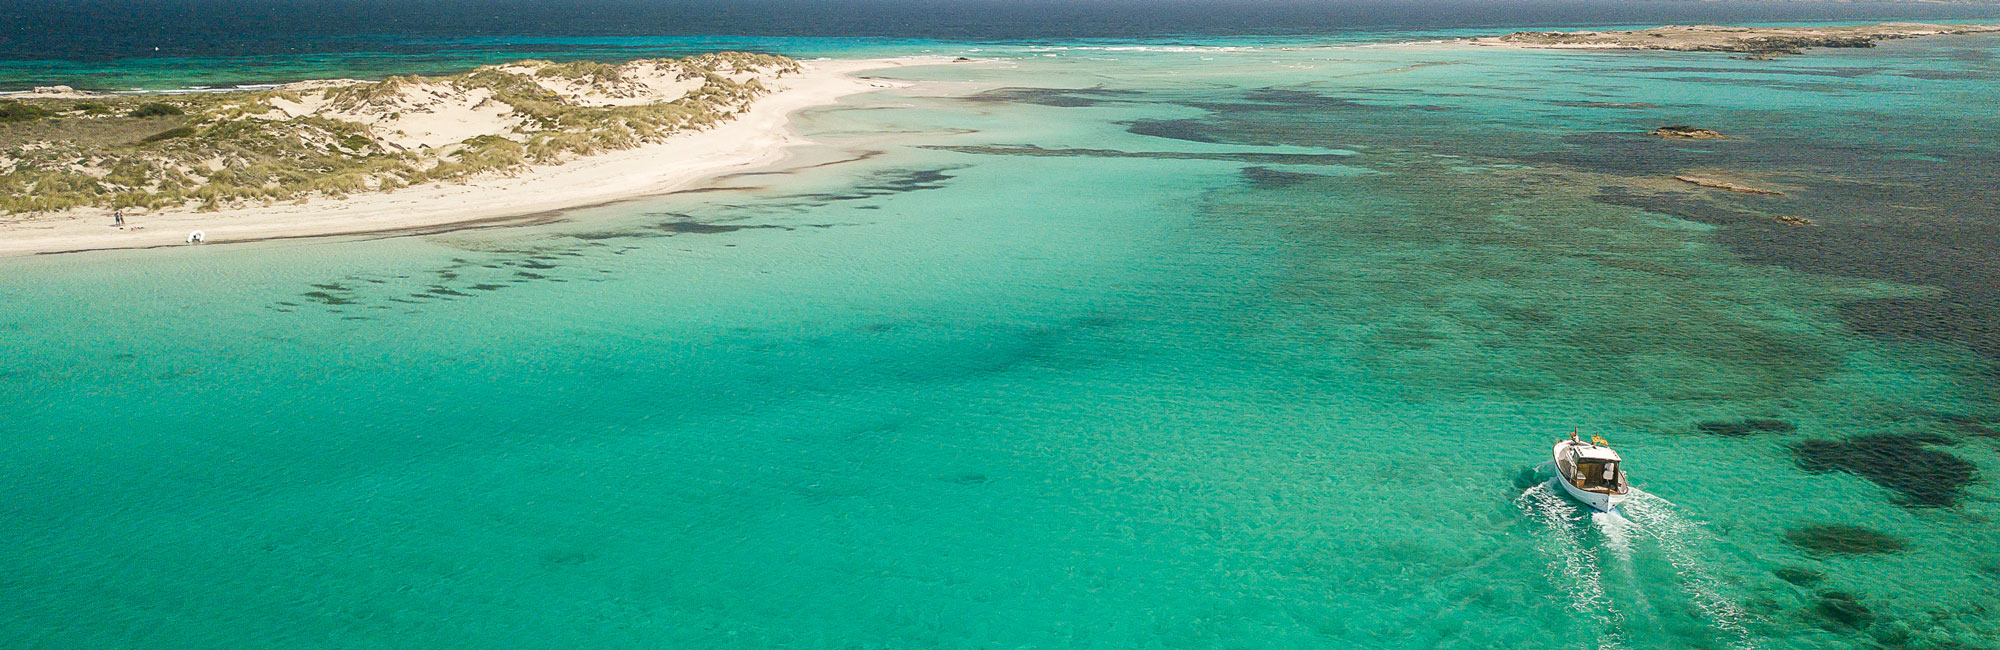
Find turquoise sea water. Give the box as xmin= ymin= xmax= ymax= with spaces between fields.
xmin=7 ymin=30 xmax=2000 ymax=650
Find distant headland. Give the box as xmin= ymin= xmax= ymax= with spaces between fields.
xmin=1468 ymin=22 xmax=2000 ymax=57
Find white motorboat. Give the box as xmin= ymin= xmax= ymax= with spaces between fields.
xmin=1553 ymin=433 xmax=1630 ymax=512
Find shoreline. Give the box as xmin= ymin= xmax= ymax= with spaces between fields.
xmin=0 ymin=57 xmax=923 ymax=257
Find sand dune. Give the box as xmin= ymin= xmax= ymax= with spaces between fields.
xmin=0 ymin=58 xmax=924 ymax=256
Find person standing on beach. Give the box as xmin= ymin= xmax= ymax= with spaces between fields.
xmin=112 ymin=210 xmax=124 ymax=228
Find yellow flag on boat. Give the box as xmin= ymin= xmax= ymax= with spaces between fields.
xmin=1591 ymin=435 xmax=1610 ymax=446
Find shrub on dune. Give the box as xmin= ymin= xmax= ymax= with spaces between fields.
xmin=128 ymin=102 xmax=185 ymax=118
xmin=0 ymin=100 xmax=55 ymax=122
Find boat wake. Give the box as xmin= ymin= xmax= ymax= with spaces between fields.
xmin=1515 ymin=481 xmax=1758 ymax=650
xmin=1620 ymin=489 xmax=1756 ymax=649
xmin=1516 ymin=480 xmax=1626 ymax=649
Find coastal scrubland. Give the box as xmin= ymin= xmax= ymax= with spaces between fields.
xmin=0 ymin=52 xmax=799 ymax=215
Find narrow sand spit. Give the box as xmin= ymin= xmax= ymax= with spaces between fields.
xmin=1466 ymin=23 xmax=2000 ymax=55
xmin=0 ymin=58 xmax=922 ymax=256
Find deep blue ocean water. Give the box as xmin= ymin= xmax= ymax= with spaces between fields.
xmin=5 ymin=0 xmax=2000 ymax=89
xmin=8 ymin=0 xmax=1999 ymax=55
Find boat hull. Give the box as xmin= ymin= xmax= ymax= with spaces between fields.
xmin=1556 ymin=473 xmax=1627 ymax=512
xmin=1553 ymin=440 xmax=1629 ymax=512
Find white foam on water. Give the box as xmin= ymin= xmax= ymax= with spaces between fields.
xmin=1519 ymin=480 xmax=1764 ymax=650
xmin=1619 ymin=489 xmax=1757 ymax=650
xmin=1517 ymin=480 xmax=1627 ymax=650
xmin=1591 ymin=509 xmax=1663 ymax=634
xmin=1593 ymin=510 xmax=1634 ymax=563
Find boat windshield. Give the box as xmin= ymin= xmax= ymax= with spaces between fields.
xmin=1574 ymin=459 xmax=1622 ymax=491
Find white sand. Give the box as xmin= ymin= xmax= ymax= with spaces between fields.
xmin=0 ymin=58 xmax=922 ymax=256
xmin=326 ymin=84 xmax=526 ymax=151
xmin=495 ymin=59 xmax=707 ymax=107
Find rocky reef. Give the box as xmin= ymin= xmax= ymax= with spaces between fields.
xmin=1696 ymin=418 xmax=1796 ymax=436
xmin=1651 ymin=125 xmax=1727 ymax=139
xmin=1785 ymin=524 xmax=1908 ymax=555
xmin=1794 ymin=433 xmax=1977 ymax=507
xmin=1470 ymin=23 xmax=2000 ymax=56
xmin=1674 ymin=175 xmax=1783 ymax=195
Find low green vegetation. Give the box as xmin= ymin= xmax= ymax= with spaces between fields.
xmin=127 ymin=102 xmax=184 ymax=117
xmin=0 ymin=51 xmax=801 ymax=214
xmin=140 ymin=126 xmax=197 ymax=143
xmin=0 ymin=101 xmax=55 ymax=122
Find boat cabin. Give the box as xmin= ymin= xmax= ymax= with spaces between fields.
xmin=1559 ymin=444 xmax=1626 ymax=494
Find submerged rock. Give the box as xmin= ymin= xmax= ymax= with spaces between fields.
xmin=1697 ymin=418 xmax=1796 ymax=436
xmin=1775 ymin=215 xmax=1816 ymax=227
xmin=1674 ymin=175 xmax=1783 ymax=195
xmin=1771 ymin=566 xmax=1825 ymax=587
xmin=1793 ymin=434 xmax=1977 ymax=507
xmin=1240 ymin=166 xmax=1322 ymax=189
xmin=1652 ymin=125 xmax=1729 ymax=139
xmin=1939 ymin=414 xmax=1999 ymax=438
xmin=1786 ymin=524 xmax=1908 ymax=555
xmin=1815 ymin=591 xmax=1873 ymax=629
xmin=946 ymin=472 xmax=991 ymax=485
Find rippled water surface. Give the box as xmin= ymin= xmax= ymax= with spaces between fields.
xmin=5 ymin=33 xmax=2000 ymax=650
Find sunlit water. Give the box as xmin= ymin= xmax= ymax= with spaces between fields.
xmin=5 ymin=32 xmax=2000 ymax=649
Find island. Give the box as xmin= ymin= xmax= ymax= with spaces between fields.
xmin=0 ymin=53 xmax=915 ymax=255
xmin=1468 ymin=22 xmax=2000 ymax=56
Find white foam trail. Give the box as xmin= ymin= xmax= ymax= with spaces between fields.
xmin=1593 ymin=510 xmax=1634 ymax=564
xmin=1519 ymin=480 xmax=1761 ymax=649
xmin=1517 ymin=480 xmax=1626 ymax=650
xmin=1591 ymin=509 xmax=1663 ymax=631
xmin=1620 ymin=489 xmax=1757 ymax=650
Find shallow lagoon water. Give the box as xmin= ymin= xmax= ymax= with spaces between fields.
xmin=5 ymin=34 xmax=2000 ymax=649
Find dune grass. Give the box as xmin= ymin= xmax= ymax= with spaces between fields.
xmin=0 ymin=52 xmax=799 ymax=215
xmin=0 ymin=101 xmax=55 ymax=122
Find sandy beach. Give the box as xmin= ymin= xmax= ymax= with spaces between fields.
xmin=0 ymin=57 xmax=919 ymax=256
